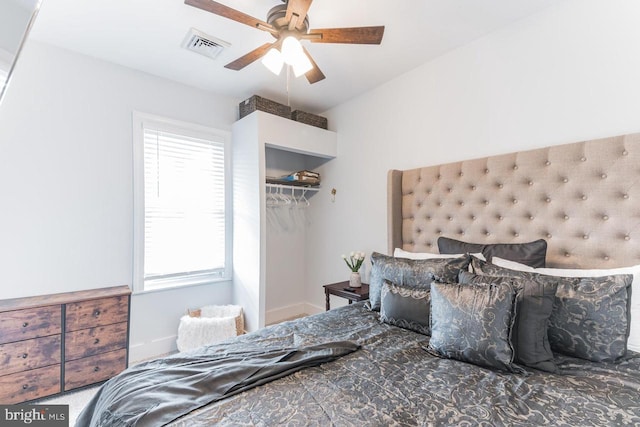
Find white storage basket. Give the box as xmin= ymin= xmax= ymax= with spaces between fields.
xmin=176 ymin=305 xmax=244 ymax=352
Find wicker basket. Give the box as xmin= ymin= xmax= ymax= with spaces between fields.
xmin=186 ymin=305 xmax=244 ymax=335
xmin=291 ymin=110 xmax=328 ymax=129
xmin=177 ymin=305 xmax=244 ymax=352
xmin=239 ymin=95 xmax=291 ymax=119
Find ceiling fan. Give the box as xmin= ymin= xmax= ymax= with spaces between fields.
xmin=184 ymin=0 xmax=385 ymax=84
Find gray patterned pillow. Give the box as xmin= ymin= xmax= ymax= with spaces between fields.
xmin=380 ymin=281 xmax=431 ymax=335
xmin=428 ymin=281 xmax=525 ymax=373
xmin=368 ymin=252 xmax=470 ymax=311
xmin=458 ymin=271 xmax=557 ymax=372
xmin=472 ymin=257 xmax=633 ymax=362
xmin=438 ymin=236 xmax=547 ymax=267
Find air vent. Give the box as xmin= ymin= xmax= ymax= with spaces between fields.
xmin=181 ymin=28 xmax=230 ymax=60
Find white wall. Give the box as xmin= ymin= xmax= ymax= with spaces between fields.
xmin=0 ymin=40 xmax=237 ymax=360
xmin=305 ymin=0 xmax=640 ymax=311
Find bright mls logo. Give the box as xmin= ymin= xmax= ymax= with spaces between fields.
xmin=0 ymin=405 xmax=68 ymax=426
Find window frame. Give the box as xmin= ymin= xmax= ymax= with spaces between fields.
xmin=132 ymin=111 xmax=232 ymax=293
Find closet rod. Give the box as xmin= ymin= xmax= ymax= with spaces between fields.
xmin=265 ymin=183 xmax=320 ymax=192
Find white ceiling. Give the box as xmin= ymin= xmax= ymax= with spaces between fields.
xmin=29 ymin=0 xmax=559 ymax=114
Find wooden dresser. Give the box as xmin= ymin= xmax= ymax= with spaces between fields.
xmin=0 ymin=285 xmax=131 ymax=404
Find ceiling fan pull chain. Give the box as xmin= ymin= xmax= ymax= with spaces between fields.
xmin=286 ymin=65 xmax=291 ymax=107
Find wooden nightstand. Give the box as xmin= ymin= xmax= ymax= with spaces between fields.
xmin=323 ymin=281 xmax=370 ymax=311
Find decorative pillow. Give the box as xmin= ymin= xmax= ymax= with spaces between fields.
xmin=428 ymin=281 xmax=525 ymax=373
xmin=438 ymin=237 xmax=547 ymax=268
xmin=458 ymin=271 xmax=557 ymax=372
xmin=368 ymin=252 xmax=470 ymax=311
xmin=493 ymin=257 xmax=640 ymax=353
xmin=380 ymin=281 xmax=431 ymax=335
xmin=472 ymin=257 xmax=633 ymax=362
xmin=393 ymin=248 xmax=485 ymax=261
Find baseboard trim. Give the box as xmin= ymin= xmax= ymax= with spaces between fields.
xmin=266 ymin=303 xmax=305 ymax=325
xmin=265 ymin=302 xmax=326 ymax=325
xmin=304 ymin=302 xmax=324 ymax=316
xmin=129 ymin=335 xmax=177 ymax=363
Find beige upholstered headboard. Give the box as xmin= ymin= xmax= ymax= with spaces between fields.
xmin=388 ymin=132 xmax=640 ymax=269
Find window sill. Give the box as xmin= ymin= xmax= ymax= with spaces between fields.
xmin=132 ymin=277 xmax=231 ymax=296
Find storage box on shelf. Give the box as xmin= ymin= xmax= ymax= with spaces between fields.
xmin=239 ymin=95 xmax=291 ymax=120
xmin=291 ymin=110 xmax=328 ymax=129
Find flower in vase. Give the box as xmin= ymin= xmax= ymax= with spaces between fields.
xmin=342 ymin=251 xmax=365 ymax=272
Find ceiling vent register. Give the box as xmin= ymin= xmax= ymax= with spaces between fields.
xmin=181 ymin=28 xmax=230 ymax=60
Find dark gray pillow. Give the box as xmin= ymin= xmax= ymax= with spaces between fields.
xmin=472 ymin=257 xmax=633 ymax=362
xmin=458 ymin=270 xmax=557 ymax=372
xmin=380 ymin=281 xmax=431 ymax=335
xmin=428 ymin=281 xmax=525 ymax=373
xmin=368 ymin=252 xmax=470 ymax=311
xmin=438 ymin=236 xmax=547 ymax=268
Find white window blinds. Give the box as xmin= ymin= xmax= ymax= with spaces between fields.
xmin=134 ymin=114 xmax=229 ymax=291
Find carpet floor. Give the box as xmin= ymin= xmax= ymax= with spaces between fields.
xmin=33 ymin=384 xmax=100 ymax=426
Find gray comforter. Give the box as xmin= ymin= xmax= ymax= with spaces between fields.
xmin=76 ymin=341 xmax=359 ymax=426
xmin=84 ymin=303 xmax=640 ymax=426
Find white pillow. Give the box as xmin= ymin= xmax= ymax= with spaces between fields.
xmin=394 ymin=248 xmax=485 ymax=261
xmin=492 ymin=257 xmax=535 ymax=271
xmin=492 ymin=256 xmax=640 ymax=353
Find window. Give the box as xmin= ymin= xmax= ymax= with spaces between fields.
xmin=133 ymin=112 xmax=231 ymax=292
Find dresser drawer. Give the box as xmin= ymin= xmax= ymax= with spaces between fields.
xmin=0 ymin=335 xmax=61 ymax=375
xmin=66 ymin=295 xmax=129 ymax=332
xmin=0 ymin=364 xmax=60 ymax=404
xmin=65 ymin=322 xmax=128 ymax=361
xmin=0 ymin=305 xmax=61 ymax=345
xmin=64 ymin=348 xmax=127 ymax=391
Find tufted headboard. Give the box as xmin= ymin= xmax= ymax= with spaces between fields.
xmin=388 ymin=132 xmax=640 ymax=269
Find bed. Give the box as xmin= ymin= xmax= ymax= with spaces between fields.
xmin=78 ymin=132 xmax=640 ymax=426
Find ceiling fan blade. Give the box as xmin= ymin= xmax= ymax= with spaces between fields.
xmin=302 ymin=47 xmax=325 ymax=84
xmin=285 ymin=0 xmax=313 ymax=30
xmin=225 ymin=43 xmax=274 ymax=71
xmin=184 ymin=0 xmax=275 ymax=33
xmin=305 ymin=26 xmax=385 ymax=44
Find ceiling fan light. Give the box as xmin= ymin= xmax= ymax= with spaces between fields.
xmin=261 ymin=48 xmax=284 ymax=75
xmin=281 ymin=36 xmax=304 ymax=66
xmin=291 ymin=53 xmax=313 ymax=77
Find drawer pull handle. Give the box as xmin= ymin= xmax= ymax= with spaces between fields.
xmin=22 ymin=353 xmax=28 ymax=359
xmin=22 ymin=384 xmax=28 ymax=390
xmin=94 ymin=338 xmax=100 ymax=345
xmin=22 ymin=322 xmax=29 ymax=328
xmin=93 ymin=310 xmax=101 ymax=317
xmin=94 ymin=366 xmax=100 ymax=372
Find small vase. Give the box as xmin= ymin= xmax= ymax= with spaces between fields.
xmin=349 ymin=271 xmax=362 ymax=288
